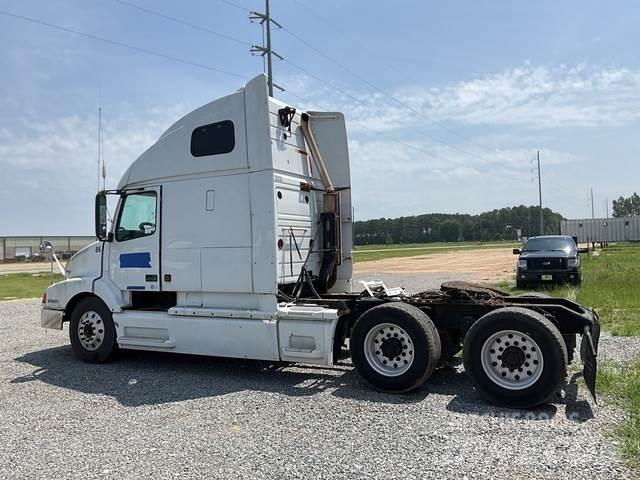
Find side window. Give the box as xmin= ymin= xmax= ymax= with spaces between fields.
xmin=190 ymin=120 xmax=235 ymax=157
xmin=116 ymin=192 xmax=157 ymax=242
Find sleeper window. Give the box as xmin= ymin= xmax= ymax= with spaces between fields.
xmin=190 ymin=120 xmax=235 ymax=157
xmin=116 ymin=192 xmax=157 ymax=242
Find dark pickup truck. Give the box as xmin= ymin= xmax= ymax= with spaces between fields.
xmin=513 ymin=235 xmax=587 ymax=289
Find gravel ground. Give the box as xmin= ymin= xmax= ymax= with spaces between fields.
xmin=1 ymin=298 xmax=639 ymax=480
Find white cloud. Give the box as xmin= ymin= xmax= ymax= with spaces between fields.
xmin=292 ymin=64 xmax=640 ymax=133
xmin=395 ymin=64 xmax=640 ymax=129
xmin=0 ymin=106 xmax=185 ymax=234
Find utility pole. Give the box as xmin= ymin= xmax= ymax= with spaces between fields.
xmin=605 ymin=197 xmax=609 ymax=246
xmin=590 ymin=188 xmax=595 ymax=220
xmin=250 ymin=0 xmax=283 ymax=96
xmin=537 ymin=150 xmax=543 ymax=235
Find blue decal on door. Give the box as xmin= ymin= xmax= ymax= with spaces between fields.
xmin=126 ymin=285 xmax=146 ymax=290
xmin=119 ymin=252 xmax=152 ymax=268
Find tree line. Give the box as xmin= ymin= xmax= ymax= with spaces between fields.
xmin=613 ymin=193 xmax=640 ymax=217
xmin=353 ymin=205 xmax=564 ymax=245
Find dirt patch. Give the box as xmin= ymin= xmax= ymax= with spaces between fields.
xmin=354 ymin=247 xmax=516 ymax=284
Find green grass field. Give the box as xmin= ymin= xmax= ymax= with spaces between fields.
xmin=598 ymin=360 xmax=640 ymax=469
xmin=353 ymin=240 xmax=519 ymax=263
xmin=0 ymin=272 xmax=64 ymax=301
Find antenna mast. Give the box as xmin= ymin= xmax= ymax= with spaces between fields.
xmin=250 ymin=0 xmax=284 ymax=96
xmin=97 ymin=107 xmax=102 ymax=192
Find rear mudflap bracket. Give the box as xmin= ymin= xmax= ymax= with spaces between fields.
xmin=580 ymin=310 xmax=601 ymax=403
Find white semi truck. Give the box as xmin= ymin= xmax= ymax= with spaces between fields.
xmin=41 ymin=74 xmax=600 ymax=408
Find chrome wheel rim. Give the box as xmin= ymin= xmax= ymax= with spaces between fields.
xmin=77 ymin=310 xmax=105 ymax=351
xmin=480 ymin=330 xmax=544 ymax=390
xmin=364 ymin=323 xmax=414 ymax=377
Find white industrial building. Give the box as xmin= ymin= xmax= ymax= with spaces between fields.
xmin=0 ymin=236 xmax=95 ymax=262
xmin=560 ymin=217 xmax=640 ymax=243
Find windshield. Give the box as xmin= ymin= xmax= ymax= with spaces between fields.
xmin=523 ymin=237 xmax=575 ymax=253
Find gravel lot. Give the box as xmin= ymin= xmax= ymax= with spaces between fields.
xmin=2 ymin=298 xmax=639 ymax=480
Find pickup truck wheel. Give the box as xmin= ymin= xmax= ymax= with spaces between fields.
xmin=69 ymin=297 xmax=117 ymax=363
xmin=351 ymin=303 xmax=441 ymax=393
xmin=463 ymin=307 xmax=567 ymax=408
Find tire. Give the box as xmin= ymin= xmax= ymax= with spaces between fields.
xmin=463 ymin=307 xmax=567 ymax=408
xmin=516 ymin=280 xmax=526 ymax=289
xmin=350 ymin=303 xmax=441 ymax=393
xmin=69 ymin=297 xmax=118 ymax=363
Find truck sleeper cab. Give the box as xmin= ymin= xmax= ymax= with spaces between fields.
xmin=42 ymin=75 xmax=600 ymax=409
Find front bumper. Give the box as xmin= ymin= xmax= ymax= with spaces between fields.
xmin=41 ymin=308 xmax=64 ymax=330
xmin=517 ymin=269 xmax=580 ymax=284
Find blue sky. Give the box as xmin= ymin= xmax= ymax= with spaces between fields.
xmin=1 ymin=0 xmax=639 ymax=234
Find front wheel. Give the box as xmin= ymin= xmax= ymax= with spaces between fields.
xmin=69 ymin=297 xmax=118 ymax=363
xmin=350 ymin=303 xmax=441 ymax=393
xmin=463 ymin=307 xmax=567 ymax=408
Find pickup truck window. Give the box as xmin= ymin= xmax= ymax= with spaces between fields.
xmin=115 ymin=192 xmax=157 ymax=242
xmin=523 ymin=237 xmax=574 ymax=252
xmin=190 ymin=120 xmax=235 ymax=157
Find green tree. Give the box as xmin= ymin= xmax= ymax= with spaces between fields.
xmin=439 ymin=220 xmax=461 ymax=242
xmin=613 ymin=193 xmax=640 ymax=217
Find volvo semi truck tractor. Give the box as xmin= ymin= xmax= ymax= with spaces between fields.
xmin=41 ymin=74 xmax=600 ymax=408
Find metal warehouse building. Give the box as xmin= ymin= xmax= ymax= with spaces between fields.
xmin=561 ymin=217 xmax=640 ymax=243
xmin=0 ymin=236 xmax=95 ymax=262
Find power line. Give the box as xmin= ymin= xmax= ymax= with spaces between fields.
xmin=107 ymin=0 xmax=526 ymax=177
xmin=0 ymin=9 xmax=249 ymax=80
xmin=282 ymin=58 xmax=527 ymax=177
xmin=290 ymin=0 xmax=373 ymax=55
xmin=282 ymin=88 xmax=523 ymax=183
xmin=1 ymin=5 xmax=525 ymax=186
xmin=216 ymin=0 xmax=252 ymax=13
xmin=113 ymin=0 xmax=251 ymax=46
xmin=279 ymin=26 xmax=528 ymax=176
xmin=279 ymin=23 xmax=521 ymax=161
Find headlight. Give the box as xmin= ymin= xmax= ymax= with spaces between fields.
xmin=518 ymin=259 xmax=527 ymax=270
xmin=567 ymin=257 xmax=580 ymax=268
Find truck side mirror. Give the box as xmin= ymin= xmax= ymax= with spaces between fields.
xmin=512 ymin=248 xmax=521 ymax=255
xmin=95 ymin=192 xmax=110 ymax=241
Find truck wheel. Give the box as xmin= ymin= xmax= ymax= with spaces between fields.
xmin=515 ymin=280 xmax=526 ymax=289
xmin=350 ymin=303 xmax=441 ymax=393
xmin=463 ymin=307 xmax=567 ymax=408
xmin=69 ymin=297 xmax=118 ymax=363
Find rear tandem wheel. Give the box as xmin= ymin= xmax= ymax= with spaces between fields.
xmin=350 ymin=303 xmax=442 ymax=393
xmin=463 ymin=307 xmax=568 ymax=408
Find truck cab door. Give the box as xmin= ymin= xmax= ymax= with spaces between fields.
xmin=109 ymin=187 xmax=161 ymax=293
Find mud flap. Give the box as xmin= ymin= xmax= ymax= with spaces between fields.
xmin=580 ymin=313 xmax=601 ymax=403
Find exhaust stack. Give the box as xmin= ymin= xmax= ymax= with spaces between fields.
xmin=300 ymin=112 xmax=335 ymax=194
